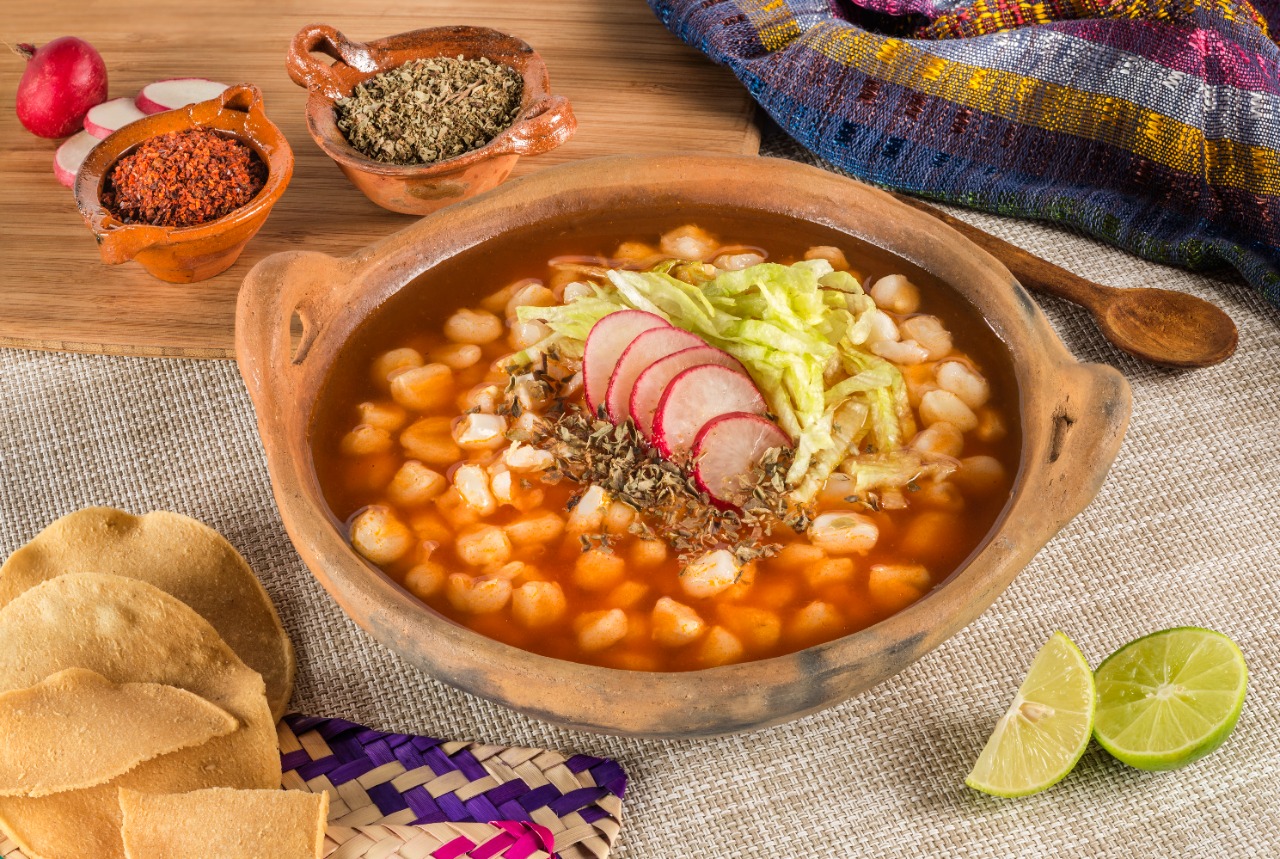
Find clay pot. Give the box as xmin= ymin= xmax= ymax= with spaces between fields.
xmin=286 ymin=24 xmax=576 ymax=215
xmin=236 ymin=155 xmax=1130 ymax=738
xmin=74 ymin=84 xmax=293 ymax=283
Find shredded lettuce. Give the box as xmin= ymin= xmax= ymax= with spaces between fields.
xmin=517 ymin=259 xmax=913 ymax=498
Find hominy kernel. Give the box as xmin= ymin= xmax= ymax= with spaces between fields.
xmin=718 ymin=605 xmax=782 ymax=651
xmin=409 ymin=510 xmax=452 ymax=544
xmin=603 ymin=502 xmax=637 ymax=534
xmin=576 ymin=609 xmax=629 ymax=652
xmin=914 ymin=480 xmax=966 ymax=512
xmin=444 ymin=308 xmax=505 ymax=344
xmin=660 ymin=225 xmax=717 ymax=260
xmin=371 ymin=348 xmax=423 ymax=388
xmin=427 ymin=342 xmax=483 ymax=370
xmin=606 ymin=580 xmax=649 ymax=609
xmin=629 ymin=539 xmax=668 ymax=567
xmin=900 ymin=315 xmax=953 ymax=361
xmin=789 ymin=601 xmax=845 ymax=644
xmin=954 ymin=455 xmax=1007 ymax=497
xmin=506 ymin=283 xmax=556 ymax=320
xmin=480 ymin=280 xmax=527 ymax=314
xmin=613 ymin=241 xmax=658 ymax=262
xmin=401 ymin=420 xmax=463 ymax=465
xmin=357 ymin=400 xmax=409 ymax=432
xmin=919 ymin=389 xmax=979 ymax=432
xmin=404 ymin=561 xmax=446 ymax=600
xmin=505 ymin=512 xmax=565 ymax=546
xmin=453 ymin=463 xmax=497 ymax=515
xmin=868 ymin=564 xmax=932 ymax=612
xmin=910 ymin=422 xmax=964 ymax=458
xmin=936 ymin=361 xmax=990 ymax=409
xmin=453 ymin=413 xmax=508 ymax=450
xmin=341 ymin=424 xmax=393 ymax=457
xmin=865 ymin=309 xmax=900 ymax=345
xmin=455 ymin=524 xmax=512 ymax=568
xmin=435 ymin=487 xmax=482 ymax=530
xmin=713 ymin=252 xmax=765 ymax=271
xmin=871 ymin=338 xmax=930 ymax=366
xmin=803 ymin=245 xmax=850 ymax=270
xmin=808 ymin=512 xmax=879 ymax=555
xmin=804 ymin=556 xmax=856 ymax=588
xmin=697 ymin=626 xmax=745 ymax=666
xmin=350 ymin=506 xmax=415 ymax=565
xmin=567 ymin=485 xmax=610 ymax=534
xmin=460 ymin=384 xmax=502 ymax=414
xmin=390 ymin=363 xmax=455 ymax=412
xmin=446 ymin=574 xmax=512 ymax=614
xmin=652 ymin=597 xmax=706 ymax=647
xmin=900 ymin=512 xmax=967 ymax=565
xmin=513 ymin=581 xmax=567 ymax=629
xmin=974 ymin=408 xmax=1008 ymax=442
xmin=573 ymin=549 xmax=627 ymax=592
xmin=869 ymin=274 xmax=920 ymax=314
xmin=680 ymin=549 xmax=741 ymax=599
xmin=771 ymin=543 xmax=826 ymax=571
xmin=509 ymin=320 xmax=550 ymax=351
xmin=388 ymin=461 xmax=447 ymax=506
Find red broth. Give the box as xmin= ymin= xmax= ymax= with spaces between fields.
xmin=311 ymin=210 xmax=1020 ymax=670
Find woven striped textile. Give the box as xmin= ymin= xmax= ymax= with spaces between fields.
xmin=649 ymin=0 xmax=1280 ymax=304
xmin=280 ymin=715 xmax=627 ymax=859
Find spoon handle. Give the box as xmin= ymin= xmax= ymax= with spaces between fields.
xmin=889 ymin=193 xmax=1109 ymax=305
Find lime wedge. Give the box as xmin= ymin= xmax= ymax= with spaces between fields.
xmin=1093 ymin=627 xmax=1247 ymax=771
xmin=965 ymin=631 xmax=1095 ymax=797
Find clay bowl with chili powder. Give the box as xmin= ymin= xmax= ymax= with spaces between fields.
xmin=286 ymin=24 xmax=576 ymax=215
xmin=235 ymin=155 xmax=1132 ymax=739
xmin=75 ymin=84 xmax=293 ymax=283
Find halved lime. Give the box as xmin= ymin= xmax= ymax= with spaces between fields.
xmin=965 ymin=631 xmax=1095 ymax=797
xmin=1093 ymin=627 xmax=1247 ymax=771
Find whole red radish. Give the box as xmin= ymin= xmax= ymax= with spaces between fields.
xmin=14 ymin=37 xmax=109 ymax=138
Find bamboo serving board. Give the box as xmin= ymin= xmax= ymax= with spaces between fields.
xmin=0 ymin=1 xmax=759 ymax=358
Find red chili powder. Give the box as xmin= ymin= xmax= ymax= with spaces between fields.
xmin=103 ymin=128 xmax=267 ymax=228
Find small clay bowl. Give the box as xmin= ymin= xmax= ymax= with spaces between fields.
xmin=236 ymin=155 xmax=1132 ymax=739
xmin=74 ymin=84 xmax=293 ymax=284
xmin=286 ymin=23 xmax=576 ymax=215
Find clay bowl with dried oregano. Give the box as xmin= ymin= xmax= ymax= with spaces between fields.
xmin=286 ymin=24 xmax=576 ymax=215
xmin=74 ymin=84 xmax=293 ymax=283
xmin=236 ymin=155 xmax=1130 ymax=739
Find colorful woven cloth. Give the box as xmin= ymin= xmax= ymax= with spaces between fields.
xmin=650 ymin=0 xmax=1280 ymax=304
xmin=280 ymin=715 xmax=627 ymax=859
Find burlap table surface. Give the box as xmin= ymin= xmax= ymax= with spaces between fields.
xmin=2 ymin=133 xmax=1277 ymax=857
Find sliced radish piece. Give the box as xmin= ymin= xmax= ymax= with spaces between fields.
xmin=53 ymin=131 xmax=99 ymax=187
xmin=630 ymin=345 xmax=748 ymax=439
xmin=135 ymin=78 xmax=229 ymax=114
xmin=692 ymin=412 xmax=792 ymax=509
xmin=653 ymin=365 xmax=767 ymax=460
xmin=83 ymin=97 xmax=147 ymax=139
xmin=582 ymin=310 xmax=670 ymax=414
xmin=605 ymin=327 xmax=705 ymax=424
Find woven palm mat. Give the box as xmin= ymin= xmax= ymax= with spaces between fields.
xmin=0 ymin=715 xmax=626 ymax=859
xmin=281 ymin=715 xmax=626 ymax=859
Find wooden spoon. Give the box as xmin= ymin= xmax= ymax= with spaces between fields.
xmin=891 ymin=194 xmax=1238 ymax=368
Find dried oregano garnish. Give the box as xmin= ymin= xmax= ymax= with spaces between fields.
xmin=336 ymin=56 xmax=523 ymax=165
xmin=525 ymin=404 xmax=811 ymax=564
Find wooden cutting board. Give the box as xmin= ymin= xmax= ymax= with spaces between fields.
xmin=0 ymin=1 xmax=759 ymax=358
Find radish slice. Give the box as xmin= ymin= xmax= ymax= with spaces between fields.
xmin=83 ymin=97 xmax=147 ymax=139
xmin=692 ymin=413 xmax=792 ymax=509
xmin=630 ymin=345 xmax=748 ymax=439
xmin=582 ymin=310 xmax=670 ymax=414
xmin=135 ymin=78 xmax=229 ymax=114
xmin=53 ymin=130 xmax=99 ymax=187
xmin=653 ymin=365 xmax=767 ymax=460
xmin=605 ymin=327 xmax=705 ymax=424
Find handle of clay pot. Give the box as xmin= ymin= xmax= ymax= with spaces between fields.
xmin=286 ymin=24 xmax=378 ymax=101
xmin=235 ymin=249 xmax=348 ymax=414
xmin=491 ymin=95 xmax=577 ymax=156
xmin=1033 ymin=361 xmax=1132 ymax=532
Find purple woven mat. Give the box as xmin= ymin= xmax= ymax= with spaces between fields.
xmin=280 ymin=714 xmax=627 ymax=859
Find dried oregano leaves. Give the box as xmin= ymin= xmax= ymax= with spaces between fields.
xmin=336 ymin=56 xmax=523 ymax=165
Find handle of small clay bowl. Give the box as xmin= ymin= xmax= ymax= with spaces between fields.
xmin=1031 ymin=361 xmax=1132 ymax=533
xmin=491 ymin=95 xmax=577 ymax=156
xmin=286 ymin=24 xmax=378 ymax=101
xmin=235 ymin=249 xmax=349 ymax=419
xmin=212 ymin=82 xmax=263 ymax=116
